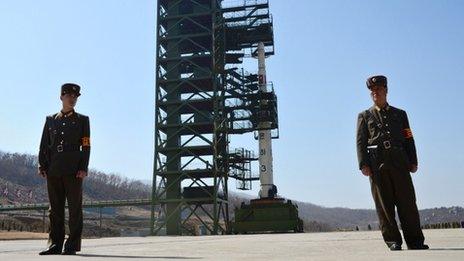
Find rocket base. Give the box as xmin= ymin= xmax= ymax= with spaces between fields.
xmin=230 ymin=198 xmax=304 ymax=234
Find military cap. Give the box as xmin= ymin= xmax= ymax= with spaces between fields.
xmin=61 ymin=83 xmax=81 ymax=96
xmin=366 ymin=75 xmax=387 ymax=89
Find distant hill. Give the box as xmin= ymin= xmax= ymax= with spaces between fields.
xmin=0 ymin=151 xmax=151 ymax=205
xmin=1 ymin=150 xmax=463 ymax=233
xmin=294 ymin=201 xmax=378 ymax=230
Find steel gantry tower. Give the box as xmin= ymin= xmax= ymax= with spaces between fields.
xmin=151 ymin=0 xmax=277 ymax=235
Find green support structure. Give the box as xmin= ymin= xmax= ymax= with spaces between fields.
xmin=150 ymin=0 xmax=294 ymax=236
xmin=151 ymin=0 xmax=229 ymax=236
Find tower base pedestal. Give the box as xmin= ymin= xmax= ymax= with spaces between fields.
xmin=231 ymin=198 xmax=304 ymax=234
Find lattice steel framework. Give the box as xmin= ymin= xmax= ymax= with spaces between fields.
xmin=151 ymin=0 xmax=276 ymax=236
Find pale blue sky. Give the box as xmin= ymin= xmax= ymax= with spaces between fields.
xmin=1 ymin=0 xmax=463 ymax=208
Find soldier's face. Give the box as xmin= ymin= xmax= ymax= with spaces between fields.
xmin=370 ymin=85 xmax=387 ymax=105
xmin=60 ymin=93 xmax=78 ymax=108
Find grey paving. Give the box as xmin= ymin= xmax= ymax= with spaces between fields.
xmin=0 ymin=229 xmax=463 ymax=260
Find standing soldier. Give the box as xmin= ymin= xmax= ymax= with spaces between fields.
xmin=356 ymin=75 xmax=428 ymax=251
xmin=38 ymin=83 xmax=90 ymax=255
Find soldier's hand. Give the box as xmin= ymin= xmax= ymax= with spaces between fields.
xmin=76 ymin=170 xmax=87 ymax=179
xmin=38 ymin=168 xmax=47 ymax=178
xmin=410 ymin=164 xmax=418 ymax=173
xmin=361 ymin=166 xmax=372 ymax=177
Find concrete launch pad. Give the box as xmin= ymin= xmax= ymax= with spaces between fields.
xmin=1 ymin=229 xmax=463 ymax=260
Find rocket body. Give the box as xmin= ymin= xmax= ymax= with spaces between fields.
xmin=257 ymin=42 xmax=276 ymax=199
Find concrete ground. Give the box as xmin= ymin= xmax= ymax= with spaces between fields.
xmin=0 ymin=229 xmax=463 ymax=260
xmin=0 ymin=231 xmax=48 ymax=240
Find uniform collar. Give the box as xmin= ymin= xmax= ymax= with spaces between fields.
xmin=374 ymin=103 xmax=390 ymax=112
xmin=56 ymin=109 xmax=75 ymax=119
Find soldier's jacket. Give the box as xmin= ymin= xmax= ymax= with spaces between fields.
xmin=38 ymin=110 xmax=90 ymax=176
xmin=356 ymin=104 xmax=417 ymax=170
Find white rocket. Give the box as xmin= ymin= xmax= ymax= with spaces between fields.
xmin=257 ymin=42 xmax=276 ymax=199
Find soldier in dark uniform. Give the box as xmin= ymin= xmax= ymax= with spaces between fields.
xmin=38 ymin=83 xmax=90 ymax=255
xmin=356 ymin=75 xmax=428 ymax=251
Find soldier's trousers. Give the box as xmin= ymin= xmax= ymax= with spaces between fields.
xmin=369 ymin=157 xmax=424 ymax=247
xmin=46 ymin=174 xmax=83 ymax=251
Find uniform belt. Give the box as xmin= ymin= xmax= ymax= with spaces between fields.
xmin=54 ymin=144 xmax=81 ymax=153
xmin=367 ymin=140 xmax=403 ymax=150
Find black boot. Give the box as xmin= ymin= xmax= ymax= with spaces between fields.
xmin=389 ymin=243 xmax=402 ymax=251
xmin=39 ymin=244 xmax=62 ymax=255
